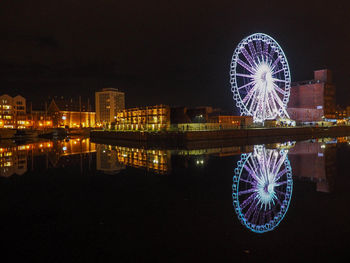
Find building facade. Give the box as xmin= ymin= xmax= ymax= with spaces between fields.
xmin=30 ymin=110 xmax=53 ymax=129
xmin=95 ymin=88 xmax=125 ymax=124
xmin=115 ymin=104 xmax=170 ymax=131
xmin=47 ymin=97 xmax=95 ymax=128
xmin=287 ymin=69 xmax=336 ymax=123
xmin=0 ymin=94 xmax=29 ymax=129
xmin=208 ymin=115 xmax=253 ymax=127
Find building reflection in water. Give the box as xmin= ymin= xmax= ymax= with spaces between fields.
xmin=0 ymin=136 xmax=341 ymax=190
xmin=0 ymin=138 xmax=96 ymax=177
xmin=0 ymin=143 xmax=31 ymax=177
xmin=232 ymin=138 xmax=341 ymax=233
xmin=288 ymin=137 xmax=337 ymax=193
xmin=96 ymin=145 xmax=171 ymax=175
xmin=96 ymin=145 xmax=125 ymax=174
xmin=232 ymin=144 xmax=293 ymax=233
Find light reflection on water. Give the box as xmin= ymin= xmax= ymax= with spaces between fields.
xmin=233 ymin=144 xmax=293 ymax=233
xmin=232 ymin=138 xmax=338 ymax=233
xmin=0 ymin=137 xmax=95 ymax=177
xmin=0 ymin=135 xmax=342 ymax=234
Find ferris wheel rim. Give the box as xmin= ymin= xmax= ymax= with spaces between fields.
xmin=230 ymin=33 xmax=291 ymax=122
xmin=232 ymin=147 xmax=293 ymax=233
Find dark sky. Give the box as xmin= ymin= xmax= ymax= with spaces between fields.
xmin=1 ymin=0 xmax=350 ymax=110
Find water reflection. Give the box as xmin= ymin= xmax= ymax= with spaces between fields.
xmin=288 ymin=137 xmax=337 ymax=193
xmin=0 ymin=136 xmax=344 ymax=236
xmin=96 ymin=144 xmax=125 ymax=174
xmin=94 ymin=144 xmax=256 ymax=174
xmin=96 ymin=145 xmax=171 ymax=174
xmin=232 ymin=144 xmax=293 ymax=233
xmin=0 ymin=138 xmax=95 ymax=176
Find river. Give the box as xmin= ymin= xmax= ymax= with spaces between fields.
xmin=0 ymin=136 xmax=349 ymax=262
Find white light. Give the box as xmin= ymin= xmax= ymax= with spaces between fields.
xmin=62 ymin=146 xmax=67 ymax=151
xmin=230 ymin=33 xmax=291 ymax=123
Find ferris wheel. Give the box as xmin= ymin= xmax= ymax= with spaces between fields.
xmin=230 ymin=33 xmax=291 ymax=123
xmin=232 ymin=145 xmax=293 ymax=233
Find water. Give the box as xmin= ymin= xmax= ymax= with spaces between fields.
xmin=0 ymin=136 xmax=349 ymax=262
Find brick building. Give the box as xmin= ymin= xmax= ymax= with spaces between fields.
xmin=287 ymin=69 xmax=336 ymax=122
xmin=47 ymin=97 xmax=95 ymax=128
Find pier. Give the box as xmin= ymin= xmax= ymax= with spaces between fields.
xmin=90 ymin=126 xmax=350 ymax=148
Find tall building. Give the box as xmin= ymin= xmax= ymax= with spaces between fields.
xmin=0 ymin=94 xmax=28 ymax=128
xmin=95 ymin=88 xmax=125 ymax=124
xmin=287 ymin=69 xmax=336 ymax=122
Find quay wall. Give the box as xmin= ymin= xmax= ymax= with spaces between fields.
xmin=91 ymin=126 xmax=350 ymax=147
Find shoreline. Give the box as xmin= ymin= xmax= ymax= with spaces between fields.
xmin=90 ymin=126 xmax=350 ymax=149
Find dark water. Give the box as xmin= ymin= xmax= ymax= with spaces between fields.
xmin=0 ymin=137 xmax=349 ymax=262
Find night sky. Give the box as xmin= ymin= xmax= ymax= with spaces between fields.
xmin=1 ymin=0 xmax=350 ymax=110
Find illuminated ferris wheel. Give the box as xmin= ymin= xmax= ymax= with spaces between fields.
xmin=232 ymin=145 xmax=293 ymax=233
xmin=230 ymin=33 xmax=291 ymax=123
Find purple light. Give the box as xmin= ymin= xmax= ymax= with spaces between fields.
xmin=232 ymin=145 xmax=293 ymax=233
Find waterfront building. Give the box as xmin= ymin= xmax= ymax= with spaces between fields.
xmin=47 ymin=97 xmax=95 ymax=128
xmin=186 ymin=106 xmax=213 ymax=123
xmin=335 ymin=105 xmax=347 ymax=119
xmin=95 ymin=88 xmax=125 ymax=125
xmin=208 ymin=115 xmax=253 ymax=127
xmin=115 ymin=104 xmax=170 ymax=131
xmin=30 ymin=110 xmax=53 ymax=129
xmin=0 ymin=94 xmax=30 ymax=129
xmin=287 ymin=69 xmax=336 ymax=123
xmin=346 ymin=106 xmax=350 ymax=118
xmin=112 ymin=105 xmax=253 ymax=131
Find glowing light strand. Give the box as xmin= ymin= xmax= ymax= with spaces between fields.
xmin=230 ymin=33 xmax=291 ymax=123
xmin=232 ymin=145 xmax=293 ymax=233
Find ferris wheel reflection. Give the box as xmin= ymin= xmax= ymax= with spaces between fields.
xmin=232 ymin=144 xmax=293 ymax=233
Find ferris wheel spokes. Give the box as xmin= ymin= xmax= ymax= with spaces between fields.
xmin=230 ymin=33 xmax=291 ymax=122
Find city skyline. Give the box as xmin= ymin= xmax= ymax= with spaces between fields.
xmin=1 ymin=1 xmax=350 ymax=111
